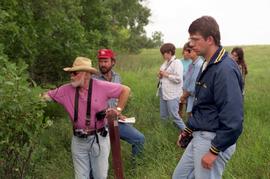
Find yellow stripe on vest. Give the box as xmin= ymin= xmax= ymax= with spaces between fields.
xmin=214 ymin=48 xmax=226 ymax=64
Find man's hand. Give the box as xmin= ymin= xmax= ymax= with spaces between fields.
xmin=201 ymin=152 xmax=218 ymax=169
xmin=118 ymin=114 xmax=127 ymax=121
xmin=40 ymin=92 xmax=52 ymax=101
xmin=176 ymin=132 xmax=183 ymax=147
xmin=180 ymin=90 xmax=189 ymax=104
xmin=180 ymin=96 xmax=187 ymax=104
xmin=177 ymin=130 xmax=193 ymax=148
xmin=106 ymin=108 xmax=118 ymax=119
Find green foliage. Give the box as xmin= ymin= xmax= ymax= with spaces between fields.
xmin=0 ymin=0 xmax=154 ymax=84
xmin=0 ymin=52 xmax=51 ymax=178
xmin=0 ymin=0 xmax=38 ymax=65
xmin=30 ymin=0 xmax=91 ymax=84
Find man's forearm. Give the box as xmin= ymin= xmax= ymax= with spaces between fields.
xmin=116 ymin=85 xmax=130 ymax=111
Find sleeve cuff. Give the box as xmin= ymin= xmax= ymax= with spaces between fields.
xmin=209 ymin=145 xmax=220 ymax=155
xmin=184 ymin=127 xmax=193 ymax=134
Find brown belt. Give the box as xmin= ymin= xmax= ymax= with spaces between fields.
xmin=73 ymin=127 xmax=105 ymax=138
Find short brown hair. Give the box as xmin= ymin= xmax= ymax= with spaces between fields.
xmin=188 ymin=16 xmax=221 ymax=46
xmin=160 ymin=43 xmax=176 ymax=55
xmin=183 ymin=42 xmax=192 ymax=52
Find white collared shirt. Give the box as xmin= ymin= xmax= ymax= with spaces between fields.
xmin=159 ymin=56 xmax=183 ymax=100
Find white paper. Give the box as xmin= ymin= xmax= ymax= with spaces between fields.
xmin=118 ymin=117 xmax=136 ymax=124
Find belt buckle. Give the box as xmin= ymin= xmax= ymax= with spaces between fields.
xmin=74 ymin=129 xmax=88 ymax=138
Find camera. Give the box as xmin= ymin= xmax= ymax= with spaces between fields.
xmin=96 ymin=109 xmax=106 ymax=121
xmin=179 ymin=132 xmax=193 ymax=148
xmin=179 ymin=135 xmax=193 ymax=148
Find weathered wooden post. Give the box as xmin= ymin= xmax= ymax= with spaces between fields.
xmin=107 ymin=111 xmax=124 ymax=179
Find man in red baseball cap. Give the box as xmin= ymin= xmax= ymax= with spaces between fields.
xmin=97 ymin=49 xmax=116 ymax=77
xmin=94 ymin=49 xmax=145 ymax=158
xmin=98 ymin=48 xmax=115 ymax=59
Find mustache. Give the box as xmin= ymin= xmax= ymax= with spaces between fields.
xmin=100 ymin=66 xmax=107 ymax=70
xmin=99 ymin=66 xmax=112 ymax=73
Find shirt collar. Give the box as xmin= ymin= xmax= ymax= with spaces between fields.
xmin=208 ymin=46 xmax=227 ymax=66
xmin=167 ymin=55 xmax=176 ymax=63
xmin=192 ymin=56 xmax=202 ymax=65
xmin=97 ymin=70 xmax=117 ymax=82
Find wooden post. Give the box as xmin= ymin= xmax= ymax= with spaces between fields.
xmin=107 ymin=111 xmax=124 ymax=179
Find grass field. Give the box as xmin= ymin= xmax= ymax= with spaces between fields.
xmin=35 ymin=45 xmax=270 ymax=179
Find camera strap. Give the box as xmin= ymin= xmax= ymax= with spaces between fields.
xmin=86 ymin=78 xmax=93 ymax=126
xmin=73 ymin=78 xmax=93 ymax=127
xmin=74 ymin=87 xmax=80 ymax=123
xmin=157 ymin=58 xmax=175 ymax=88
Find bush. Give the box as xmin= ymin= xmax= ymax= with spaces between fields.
xmin=0 ymin=53 xmax=52 ymax=178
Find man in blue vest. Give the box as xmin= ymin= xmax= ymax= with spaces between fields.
xmin=173 ymin=16 xmax=243 ymax=179
xmin=94 ymin=49 xmax=145 ymax=158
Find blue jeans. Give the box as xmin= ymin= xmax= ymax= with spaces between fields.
xmin=119 ymin=123 xmax=145 ymax=156
xmin=71 ymin=133 xmax=110 ymax=179
xmin=172 ymin=131 xmax=236 ymax=179
xmin=159 ymin=93 xmax=186 ymax=130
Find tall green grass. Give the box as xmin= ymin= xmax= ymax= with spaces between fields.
xmin=36 ymin=46 xmax=270 ymax=179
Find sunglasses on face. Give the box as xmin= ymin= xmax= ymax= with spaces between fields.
xmin=70 ymin=71 xmax=79 ymax=76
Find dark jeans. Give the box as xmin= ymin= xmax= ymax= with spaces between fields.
xmin=118 ymin=123 xmax=145 ymax=156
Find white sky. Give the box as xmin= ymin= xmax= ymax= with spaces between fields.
xmin=144 ymin=0 xmax=270 ymax=47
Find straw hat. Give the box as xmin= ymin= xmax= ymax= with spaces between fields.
xmin=63 ymin=57 xmax=98 ymax=74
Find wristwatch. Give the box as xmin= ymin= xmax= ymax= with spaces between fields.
xmin=116 ymin=107 xmax=122 ymax=113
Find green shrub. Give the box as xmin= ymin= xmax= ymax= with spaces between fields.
xmin=0 ymin=53 xmax=52 ymax=178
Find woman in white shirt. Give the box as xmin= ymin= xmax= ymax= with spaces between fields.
xmin=157 ymin=43 xmax=186 ymax=131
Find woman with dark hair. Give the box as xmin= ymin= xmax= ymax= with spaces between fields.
xmin=231 ymin=47 xmax=248 ymax=87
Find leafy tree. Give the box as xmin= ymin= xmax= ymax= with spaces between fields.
xmin=150 ymin=31 xmax=164 ymax=48
xmin=0 ymin=0 xmax=38 ymax=66
xmin=0 ymin=0 xmax=153 ymax=83
xmin=31 ymin=0 xmax=91 ymax=84
xmin=107 ymin=0 xmax=151 ymax=53
xmin=143 ymin=31 xmax=164 ymax=48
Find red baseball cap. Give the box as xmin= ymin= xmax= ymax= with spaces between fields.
xmin=97 ymin=49 xmax=115 ymax=59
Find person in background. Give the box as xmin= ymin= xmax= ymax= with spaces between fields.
xmin=157 ymin=43 xmax=186 ymax=131
xmin=231 ymin=47 xmax=248 ymax=91
xmin=181 ymin=43 xmax=193 ymax=81
xmin=179 ymin=42 xmax=192 ymax=118
xmin=173 ymin=16 xmax=243 ymax=179
xmin=41 ymin=57 xmax=130 ymax=179
xmin=94 ymin=49 xmax=145 ymax=158
xmin=180 ymin=42 xmax=204 ymax=117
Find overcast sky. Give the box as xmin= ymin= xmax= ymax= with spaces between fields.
xmin=144 ymin=0 xmax=270 ymax=47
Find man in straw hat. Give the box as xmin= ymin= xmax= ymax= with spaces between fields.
xmin=42 ymin=56 xmax=130 ymax=179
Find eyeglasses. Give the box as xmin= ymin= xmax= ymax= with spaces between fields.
xmin=188 ymin=35 xmax=204 ymax=43
xmin=70 ymin=71 xmax=79 ymax=76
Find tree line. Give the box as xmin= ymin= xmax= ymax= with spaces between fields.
xmin=0 ymin=0 xmax=163 ymax=84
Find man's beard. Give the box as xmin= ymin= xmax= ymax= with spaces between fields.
xmin=99 ymin=66 xmax=113 ymax=74
xmin=71 ymin=78 xmax=84 ymax=87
